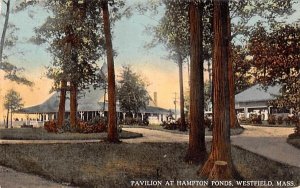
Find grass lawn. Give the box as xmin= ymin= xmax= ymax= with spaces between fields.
xmin=123 ymin=124 xmax=244 ymax=136
xmin=0 ymin=128 xmax=142 ymax=140
xmin=0 ymin=142 xmax=299 ymax=188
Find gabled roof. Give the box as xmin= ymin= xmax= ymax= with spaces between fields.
xmin=235 ymin=84 xmax=281 ymax=103
xmin=17 ymin=87 xmax=169 ymax=114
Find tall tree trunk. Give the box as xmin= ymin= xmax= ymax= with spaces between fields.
xmin=228 ymin=22 xmax=240 ymax=129
xmin=178 ymin=54 xmax=186 ymax=131
xmin=229 ymin=54 xmax=240 ymax=129
xmin=208 ymin=59 xmax=212 ymax=102
xmin=6 ymin=109 xmax=9 ymax=128
xmin=199 ymin=0 xmax=235 ymax=179
xmin=0 ymin=0 xmax=10 ymax=64
xmin=10 ymin=110 xmax=13 ymax=128
xmin=70 ymin=81 xmax=77 ymax=130
xmin=185 ymin=1 xmax=207 ymax=164
xmin=102 ymin=1 xmax=119 ymax=143
xmin=57 ymin=79 xmax=67 ymax=129
xmin=103 ymin=85 xmax=107 ymax=113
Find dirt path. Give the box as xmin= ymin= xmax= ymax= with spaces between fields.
xmin=123 ymin=125 xmax=300 ymax=168
xmin=121 ymin=128 xmax=190 ymax=143
xmin=231 ymin=126 xmax=300 ymax=168
xmin=0 ymin=165 xmax=75 ymax=188
xmin=0 ymin=139 xmax=101 ymax=144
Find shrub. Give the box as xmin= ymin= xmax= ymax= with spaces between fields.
xmin=294 ymin=124 xmax=300 ymax=135
xmin=204 ymin=116 xmax=212 ymax=130
xmin=239 ymin=116 xmax=252 ymax=124
xmin=277 ymin=116 xmax=284 ymax=125
xmin=291 ymin=116 xmax=299 ymax=125
xmin=63 ymin=119 xmax=71 ymax=132
xmin=77 ymin=116 xmax=108 ymax=133
xmin=44 ymin=120 xmax=58 ymax=133
xmin=163 ymin=122 xmax=178 ymax=130
xmin=268 ymin=115 xmax=276 ymax=125
xmin=123 ymin=117 xmax=135 ymax=125
xmin=121 ymin=116 xmax=149 ymax=126
xmin=251 ymin=114 xmax=262 ymax=124
xmin=161 ymin=118 xmax=189 ymax=131
xmin=284 ymin=117 xmax=292 ymax=126
xmin=290 ymin=116 xmax=300 ymax=135
xmin=44 ymin=116 xmax=108 ymax=134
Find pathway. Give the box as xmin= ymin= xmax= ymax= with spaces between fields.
xmin=0 ymin=166 xmax=75 ymax=188
xmin=122 ymin=125 xmax=300 ymax=168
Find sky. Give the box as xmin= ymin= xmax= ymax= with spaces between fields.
xmin=0 ymin=0 xmax=300 ymax=120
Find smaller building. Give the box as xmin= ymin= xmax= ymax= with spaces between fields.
xmin=235 ymin=84 xmax=289 ymax=120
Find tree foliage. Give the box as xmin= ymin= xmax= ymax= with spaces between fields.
xmin=145 ymin=0 xmax=189 ymax=61
xmin=3 ymin=89 xmax=24 ymax=112
xmin=117 ymin=65 xmax=150 ymax=114
xmin=232 ymin=45 xmax=255 ymax=94
xmin=230 ymin=0 xmax=295 ymax=42
xmin=0 ymin=0 xmax=32 ymax=86
xmin=33 ymin=0 xmax=106 ymax=90
xmin=249 ymin=23 xmax=300 ymax=112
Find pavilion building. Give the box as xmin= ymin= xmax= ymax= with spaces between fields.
xmin=16 ymin=87 xmax=169 ymax=126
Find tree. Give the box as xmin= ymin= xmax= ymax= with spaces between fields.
xmin=230 ymin=0 xmax=295 ymax=43
xmin=3 ymin=89 xmax=23 ymax=128
xmin=0 ymin=0 xmax=33 ymax=86
xmin=200 ymin=0 xmax=235 ymax=179
xmin=117 ymin=65 xmax=150 ymax=115
xmin=102 ymin=0 xmax=119 ymax=143
xmin=184 ymin=0 xmax=207 ymax=164
xmin=249 ymin=23 xmax=300 ymax=130
xmin=229 ymin=0 xmax=295 ymax=129
xmin=33 ymin=0 xmax=105 ymax=129
xmin=145 ymin=0 xmax=190 ymax=131
xmin=0 ymin=0 xmax=10 ymax=63
xmin=232 ymin=45 xmax=255 ymax=94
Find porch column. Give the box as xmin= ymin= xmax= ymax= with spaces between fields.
xmin=79 ymin=111 xmax=84 ymax=120
xmin=244 ymin=107 xmax=249 ymax=118
xmin=141 ymin=113 xmax=144 ymax=121
xmin=123 ymin=113 xmax=126 ymax=120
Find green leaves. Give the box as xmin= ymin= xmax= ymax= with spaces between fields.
xmin=3 ymin=89 xmax=24 ymax=111
xmin=34 ymin=1 xmax=107 ymax=90
xmin=249 ymin=23 xmax=300 ymax=111
xmin=117 ymin=65 xmax=150 ymax=114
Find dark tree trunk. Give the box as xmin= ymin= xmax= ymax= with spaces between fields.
xmin=185 ymin=1 xmax=207 ymax=164
xmin=10 ymin=110 xmax=13 ymax=128
xmin=208 ymin=59 xmax=212 ymax=97
xmin=0 ymin=0 xmax=10 ymax=64
xmin=6 ymin=109 xmax=9 ymax=128
xmin=228 ymin=22 xmax=240 ymax=129
xmin=199 ymin=0 xmax=235 ymax=179
xmin=103 ymin=85 xmax=107 ymax=113
xmin=178 ymin=54 xmax=186 ymax=131
xmin=70 ymin=81 xmax=78 ymax=129
xmin=102 ymin=1 xmax=119 ymax=143
xmin=57 ymin=80 xmax=67 ymax=129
